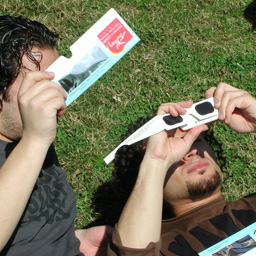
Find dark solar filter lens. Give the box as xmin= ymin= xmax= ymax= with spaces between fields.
xmin=163 ymin=115 xmax=183 ymax=125
xmin=195 ymin=102 xmax=214 ymax=115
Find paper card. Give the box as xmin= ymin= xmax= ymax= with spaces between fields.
xmin=199 ymin=222 xmax=256 ymax=256
xmin=47 ymin=8 xmax=140 ymax=106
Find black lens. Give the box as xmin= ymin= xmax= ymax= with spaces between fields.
xmin=195 ymin=102 xmax=214 ymax=115
xmin=163 ymin=115 xmax=183 ymax=125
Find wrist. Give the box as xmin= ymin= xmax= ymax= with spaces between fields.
xmin=21 ymin=128 xmax=55 ymax=149
xmin=139 ymin=157 xmax=173 ymax=184
xmin=19 ymin=136 xmax=51 ymax=154
xmin=142 ymin=152 xmax=174 ymax=171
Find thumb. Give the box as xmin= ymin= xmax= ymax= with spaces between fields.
xmin=182 ymin=125 xmax=208 ymax=146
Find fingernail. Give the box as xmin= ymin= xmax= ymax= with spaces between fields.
xmin=46 ymin=71 xmax=55 ymax=76
xmin=219 ymin=112 xmax=223 ymax=120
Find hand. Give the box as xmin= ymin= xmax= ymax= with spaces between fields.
xmin=144 ymin=100 xmax=208 ymax=169
xmin=205 ymin=82 xmax=256 ymax=133
xmin=75 ymin=226 xmax=113 ymax=256
xmin=18 ymin=71 xmax=66 ymax=145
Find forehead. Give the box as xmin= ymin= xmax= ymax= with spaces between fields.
xmin=196 ymin=134 xmax=207 ymax=142
xmin=193 ymin=134 xmax=210 ymax=146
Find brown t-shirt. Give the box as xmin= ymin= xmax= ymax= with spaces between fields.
xmin=109 ymin=194 xmax=256 ymax=256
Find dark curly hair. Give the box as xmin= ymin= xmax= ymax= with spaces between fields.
xmin=0 ymin=15 xmax=58 ymax=98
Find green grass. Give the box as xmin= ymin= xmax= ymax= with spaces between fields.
xmin=1 ymin=0 xmax=256 ymax=228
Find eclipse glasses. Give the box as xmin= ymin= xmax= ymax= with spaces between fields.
xmin=104 ymin=97 xmax=219 ymax=164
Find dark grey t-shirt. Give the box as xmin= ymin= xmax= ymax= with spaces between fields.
xmin=0 ymin=141 xmax=83 ymax=256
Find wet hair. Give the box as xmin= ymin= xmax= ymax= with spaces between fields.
xmin=0 ymin=15 xmax=58 ymax=98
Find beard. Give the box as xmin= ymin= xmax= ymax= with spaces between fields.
xmin=186 ymin=170 xmax=221 ymax=197
xmin=0 ymin=98 xmax=23 ymax=141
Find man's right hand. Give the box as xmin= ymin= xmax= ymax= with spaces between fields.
xmin=18 ymin=71 xmax=66 ymax=146
xmin=144 ymin=100 xmax=208 ymax=171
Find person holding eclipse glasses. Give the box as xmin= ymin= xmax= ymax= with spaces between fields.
xmin=107 ymin=82 xmax=256 ymax=256
xmin=0 ymin=15 xmax=112 ymax=256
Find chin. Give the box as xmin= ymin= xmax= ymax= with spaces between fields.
xmin=187 ymin=170 xmax=221 ymax=197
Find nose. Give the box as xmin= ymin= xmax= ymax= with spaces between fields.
xmin=183 ymin=147 xmax=200 ymax=161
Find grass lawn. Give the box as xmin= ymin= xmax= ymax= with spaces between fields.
xmin=1 ymin=0 xmax=256 ymax=228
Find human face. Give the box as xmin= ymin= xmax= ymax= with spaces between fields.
xmin=0 ymin=47 xmax=59 ymax=141
xmin=163 ymin=136 xmax=222 ymax=203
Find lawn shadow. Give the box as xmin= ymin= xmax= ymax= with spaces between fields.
xmin=244 ymin=0 xmax=256 ymax=30
xmin=87 ymin=117 xmax=150 ymax=228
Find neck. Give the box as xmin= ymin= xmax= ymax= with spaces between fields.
xmin=168 ymin=188 xmax=223 ymax=216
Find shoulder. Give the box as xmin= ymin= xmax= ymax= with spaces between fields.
xmin=228 ymin=193 xmax=256 ymax=209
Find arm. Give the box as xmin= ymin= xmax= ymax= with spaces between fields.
xmin=0 ymin=71 xmax=66 ymax=250
xmin=205 ymin=82 xmax=256 ymax=133
xmin=116 ymin=101 xmax=208 ymax=249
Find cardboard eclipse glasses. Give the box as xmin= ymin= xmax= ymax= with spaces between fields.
xmin=104 ymin=97 xmax=219 ymax=164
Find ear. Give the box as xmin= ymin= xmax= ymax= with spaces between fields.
xmin=0 ymin=87 xmax=7 ymax=112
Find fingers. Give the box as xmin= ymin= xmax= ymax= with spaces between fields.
xmin=19 ymin=82 xmax=65 ymax=106
xmin=17 ymin=71 xmax=67 ymax=144
xmin=18 ymin=71 xmax=66 ymax=115
xmin=205 ymin=87 xmax=216 ymax=99
xmin=19 ymin=71 xmax=66 ymax=98
xmin=217 ymin=91 xmax=247 ymax=122
xmin=157 ymin=100 xmax=193 ymax=116
xmin=18 ymin=71 xmax=55 ymax=97
xmin=212 ymin=82 xmax=239 ymax=109
xmin=209 ymin=82 xmax=253 ymax=122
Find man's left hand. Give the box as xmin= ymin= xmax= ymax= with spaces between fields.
xmin=205 ymin=82 xmax=256 ymax=133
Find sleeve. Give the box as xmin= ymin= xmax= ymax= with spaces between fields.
xmin=108 ymin=227 xmax=162 ymax=256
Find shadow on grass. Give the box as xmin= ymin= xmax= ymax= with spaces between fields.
xmin=87 ymin=117 xmax=150 ymax=227
xmin=244 ymin=0 xmax=256 ymax=30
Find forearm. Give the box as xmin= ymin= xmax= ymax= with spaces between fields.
xmin=0 ymin=138 xmax=49 ymax=250
xmin=117 ymin=158 xmax=168 ymax=248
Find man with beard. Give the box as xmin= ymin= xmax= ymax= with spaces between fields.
xmin=108 ymin=83 xmax=256 ymax=256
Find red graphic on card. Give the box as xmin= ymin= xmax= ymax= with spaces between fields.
xmin=98 ymin=18 xmax=133 ymax=54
